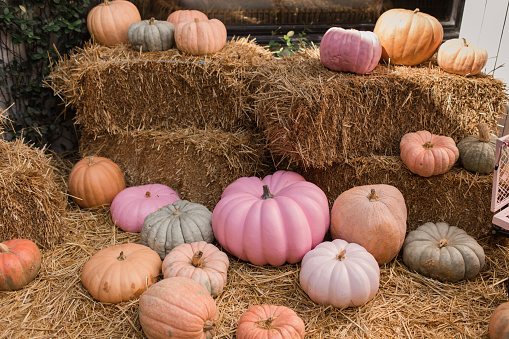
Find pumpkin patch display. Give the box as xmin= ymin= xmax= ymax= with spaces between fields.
xmin=167 ymin=9 xmax=208 ymax=27
xmin=457 ymin=123 xmax=497 ymax=174
xmin=299 ymin=239 xmax=380 ymax=308
xmin=330 ymin=184 xmax=407 ymax=265
xmin=0 ymin=239 xmax=42 ymax=291
xmin=175 ymin=18 xmax=227 ymax=55
xmin=237 ymin=305 xmax=306 ymax=339
xmin=437 ymin=38 xmax=488 ymax=76
xmin=212 ymin=170 xmax=330 ymax=266
xmin=402 ymin=222 xmax=485 ymax=282
xmin=81 ymin=243 xmax=162 ymax=303
xmin=127 ymin=18 xmax=175 ymax=52
xmin=489 ymin=302 xmax=509 ymax=339
xmin=320 ymin=26 xmax=382 ymax=74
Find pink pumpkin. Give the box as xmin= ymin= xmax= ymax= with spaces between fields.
xmin=111 ymin=184 xmax=179 ymax=233
xmin=320 ymin=27 xmax=382 ymax=74
xmin=212 ymin=170 xmax=330 ymax=266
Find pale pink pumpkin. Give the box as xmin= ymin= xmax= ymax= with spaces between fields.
xmin=175 ymin=18 xmax=227 ymax=55
xmin=237 ymin=305 xmax=306 ymax=339
xmin=212 ymin=170 xmax=330 ymax=266
xmin=167 ymin=9 xmax=208 ymax=26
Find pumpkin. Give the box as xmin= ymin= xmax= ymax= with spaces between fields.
xmin=81 ymin=243 xmax=161 ymax=303
xmin=457 ymin=123 xmax=497 ymax=174
xmin=162 ymin=241 xmax=228 ymax=298
xmin=320 ymin=26 xmax=382 ymax=74
xmin=127 ymin=18 xmax=175 ymax=52
xmin=212 ymin=170 xmax=330 ymax=266
xmin=139 ymin=276 xmax=217 ymax=339
xmin=373 ymin=8 xmax=443 ymax=66
xmin=237 ymin=305 xmax=306 ymax=339
xmin=87 ymin=0 xmax=142 ymax=47
xmin=299 ymin=239 xmax=380 ymax=308
xmin=437 ymin=38 xmax=488 ymax=76
xmin=141 ymin=200 xmax=214 ymax=260
xmin=330 ymin=184 xmax=407 ymax=265
xmin=402 ymin=222 xmax=485 ymax=282
xmin=167 ymin=9 xmax=208 ymax=26
xmin=0 ymin=239 xmax=42 ymax=291
xmin=175 ymin=18 xmax=227 ymax=55
xmin=400 ymin=130 xmax=459 ymax=177
xmin=110 ymin=184 xmax=179 ymax=233
xmin=489 ymin=302 xmax=509 ymax=339
xmin=68 ymin=156 xmax=126 ymax=208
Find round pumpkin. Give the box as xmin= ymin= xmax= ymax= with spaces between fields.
xmin=320 ymin=26 xmax=382 ymax=74
xmin=437 ymin=38 xmax=488 ymax=76
xmin=457 ymin=123 xmax=497 ymax=174
xmin=237 ymin=305 xmax=306 ymax=339
xmin=162 ymin=241 xmax=228 ymax=298
xmin=373 ymin=8 xmax=444 ymax=66
xmin=87 ymin=0 xmax=142 ymax=47
xmin=68 ymin=156 xmax=126 ymax=208
xmin=402 ymin=222 xmax=485 ymax=282
xmin=212 ymin=170 xmax=330 ymax=266
xmin=175 ymin=18 xmax=227 ymax=55
xmin=167 ymin=9 xmax=208 ymax=26
xmin=141 ymin=200 xmax=214 ymax=260
xmin=0 ymin=239 xmax=42 ymax=291
xmin=81 ymin=243 xmax=162 ymax=303
xmin=127 ymin=18 xmax=175 ymax=52
xmin=330 ymin=184 xmax=407 ymax=265
xmin=110 ymin=184 xmax=179 ymax=233
xmin=299 ymin=239 xmax=380 ymax=308
xmin=400 ymin=130 xmax=459 ymax=177
xmin=489 ymin=302 xmax=509 ymax=339
xmin=139 ymin=276 xmax=217 ymax=339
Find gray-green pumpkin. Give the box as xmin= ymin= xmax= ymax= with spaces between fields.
xmin=457 ymin=123 xmax=497 ymax=174
xmin=402 ymin=222 xmax=485 ymax=282
xmin=127 ymin=18 xmax=175 ymax=52
xmin=141 ymin=200 xmax=214 ymax=260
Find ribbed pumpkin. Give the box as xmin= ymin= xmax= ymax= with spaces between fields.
xmin=330 ymin=184 xmax=407 ymax=265
xmin=141 ymin=200 xmax=214 ymax=260
xmin=87 ymin=0 xmax=141 ymax=47
xmin=402 ymin=222 xmax=485 ymax=282
xmin=0 ymin=239 xmax=42 ymax=291
xmin=167 ymin=9 xmax=208 ymax=26
xmin=139 ymin=277 xmax=217 ymax=339
xmin=373 ymin=8 xmax=443 ymax=66
xmin=457 ymin=123 xmax=497 ymax=174
xmin=437 ymin=38 xmax=488 ymax=76
xmin=162 ymin=241 xmax=228 ymax=297
xmin=127 ymin=18 xmax=175 ymax=52
xmin=175 ymin=18 xmax=227 ymax=55
xmin=489 ymin=302 xmax=509 ymax=339
xmin=320 ymin=26 xmax=382 ymax=74
xmin=68 ymin=156 xmax=126 ymax=208
xmin=237 ymin=305 xmax=306 ymax=339
xmin=400 ymin=130 xmax=459 ymax=177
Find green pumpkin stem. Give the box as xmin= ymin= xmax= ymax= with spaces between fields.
xmin=192 ymin=251 xmax=204 ymax=267
xmin=439 ymin=239 xmax=448 ymax=248
xmin=117 ymin=251 xmax=126 ymax=261
xmin=256 ymin=316 xmax=277 ymax=329
xmin=477 ymin=123 xmax=490 ymax=143
xmin=0 ymin=243 xmax=10 ymax=253
xmin=336 ymin=248 xmax=347 ymax=261
xmin=367 ymin=189 xmax=379 ymax=202
xmin=261 ymin=185 xmax=274 ymax=200
xmin=203 ymin=319 xmax=216 ymax=332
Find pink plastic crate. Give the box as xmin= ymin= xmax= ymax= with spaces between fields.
xmin=491 ymin=133 xmax=509 ymax=235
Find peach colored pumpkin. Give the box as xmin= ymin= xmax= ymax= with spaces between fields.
xmin=0 ymin=239 xmax=41 ymax=291
xmin=175 ymin=18 xmax=227 ymax=55
xmin=489 ymin=302 xmax=509 ymax=339
xmin=167 ymin=9 xmax=208 ymax=26
xmin=437 ymin=38 xmax=488 ymax=76
xmin=237 ymin=305 xmax=306 ymax=339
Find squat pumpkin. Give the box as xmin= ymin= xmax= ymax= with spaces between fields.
xmin=457 ymin=123 xmax=497 ymax=174
xmin=128 ymin=18 xmax=175 ymax=52
xmin=0 ymin=239 xmax=41 ymax=291
xmin=175 ymin=18 xmax=227 ymax=55
xmin=437 ymin=38 xmax=488 ymax=76
xmin=237 ymin=305 xmax=306 ymax=339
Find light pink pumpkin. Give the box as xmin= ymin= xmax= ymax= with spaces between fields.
xmin=167 ymin=9 xmax=208 ymax=27
xmin=320 ymin=27 xmax=382 ymax=74
xmin=110 ymin=184 xmax=179 ymax=233
xmin=212 ymin=170 xmax=330 ymax=266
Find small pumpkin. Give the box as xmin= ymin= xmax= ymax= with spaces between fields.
xmin=68 ymin=156 xmax=126 ymax=208
xmin=437 ymin=38 xmax=488 ymax=76
xmin=167 ymin=9 xmax=208 ymax=26
xmin=139 ymin=277 xmax=217 ymax=339
xmin=128 ymin=18 xmax=175 ymax=52
xmin=400 ymin=130 xmax=459 ymax=177
xmin=299 ymin=239 xmax=380 ymax=308
xmin=81 ymin=243 xmax=161 ymax=303
xmin=141 ymin=200 xmax=214 ymax=260
xmin=237 ymin=305 xmax=306 ymax=339
xmin=489 ymin=302 xmax=509 ymax=339
xmin=0 ymin=239 xmax=42 ymax=291
xmin=457 ymin=123 xmax=497 ymax=174
xmin=402 ymin=222 xmax=485 ymax=282
xmin=162 ymin=241 xmax=228 ymax=297
xmin=175 ymin=18 xmax=227 ymax=55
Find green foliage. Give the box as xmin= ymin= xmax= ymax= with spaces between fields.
xmin=266 ymin=27 xmax=311 ymax=57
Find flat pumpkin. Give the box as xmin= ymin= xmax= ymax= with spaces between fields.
xmin=127 ymin=18 xmax=175 ymax=52
xmin=237 ymin=305 xmax=306 ymax=339
xmin=457 ymin=123 xmax=497 ymax=174
xmin=0 ymin=239 xmax=42 ymax=291
xmin=437 ymin=38 xmax=488 ymax=76
xmin=175 ymin=18 xmax=227 ymax=55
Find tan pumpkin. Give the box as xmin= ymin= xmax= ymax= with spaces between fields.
xmin=400 ymin=130 xmax=459 ymax=177
xmin=167 ymin=9 xmax=208 ymax=27
xmin=489 ymin=302 xmax=509 ymax=339
xmin=373 ymin=8 xmax=443 ymax=66
xmin=437 ymin=38 xmax=488 ymax=76
xmin=175 ymin=18 xmax=227 ymax=55
xmin=237 ymin=305 xmax=305 ymax=339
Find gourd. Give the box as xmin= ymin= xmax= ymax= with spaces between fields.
xmin=167 ymin=9 xmax=208 ymax=26
xmin=68 ymin=156 xmax=126 ymax=208
xmin=141 ymin=200 xmax=214 ymax=260
xmin=489 ymin=302 xmax=509 ymax=339
xmin=437 ymin=38 xmax=488 ymax=76
xmin=127 ymin=18 xmax=175 ymax=52
xmin=457 ymin=123 xmax=497 ymax=174
xmin=402 ymin=222 xmax=485 ymax=282
xmin=330 ymin=184 xmax=407 ymax=265
xmin=175 ymin=18 xmax=227 ymax=55
xmin=237 ymin=305 xmax=306 ymax=339
xmin=299 ymin=239 xmax=380 ymax=308
xmin=0 ymin=239 xmax=42 ymax=291
xmin=320 ymin=27 xmax=382 ymax=74
xmin=212 ymin=170 xmax=330 ymax=266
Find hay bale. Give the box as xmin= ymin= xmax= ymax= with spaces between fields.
xmin=0 ymin=139 xmax=67 ymax=249
xmin=254 ymin=49 xmax=509 ymax=168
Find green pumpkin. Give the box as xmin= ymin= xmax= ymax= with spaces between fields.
xmin=127 ymin=18 xmax=175 ymax=52
xmin=457 ymin=123 xmax=497 ymax=174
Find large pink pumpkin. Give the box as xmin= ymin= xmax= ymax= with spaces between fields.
xmin=320 ymin=27 xmax=382 ymax=74
xmin=212 ymin=170 xmax=330 ymax=266
xmin=111 ymin=184 xmax=179 ymax=233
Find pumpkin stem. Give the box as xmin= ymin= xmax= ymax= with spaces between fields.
xmin=439 ymin=239 xmax=448 ymax=248
xmin=0 ymin=243 xmax=10 ymax=253
xmin=117 ymin=251 xmax=126 ymax=260
xmin=149 ymin=17 xmax=155 ymax=25
xmin=256 ymin=316 xmax=277 ymax=329
xmin=261 ymin=185 xmax=274 ymax=200
xmin=461 ymin=38 xmax=468 ymax=47
xmin=336 ymin=248 xmax=347 ymax=261
xmin=194 ymin=18 xmax=200 ymax=23
xmin=192 ymin=251 xmax=204 ymax=267
xmin=423 ymin=141 xmax=434 ymax=150
xmin=173 ymin=210 xmax=179 ymax=215
xmin=413 ymin=8 xmax=420 ymax=13
xmin=203 ymin=319 xmax=216 ymax=332
xmin=87 ymin=156 xmax=95 ymax=166
xmin=367 ymin=189 xmax=379 ymax=202
xmin=145 ymin=191 xmax=151 ymax=198
xmin=477 ymin=123 xmax=491 ymax=142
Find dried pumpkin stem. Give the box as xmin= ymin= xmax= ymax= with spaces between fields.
xmin=367 ymin=189 xmax=379 ymax=202
xmin=477 ymin=123 xmax=490 ymax=142
xmin=145 ymin=191 xmax=151 ymax=198
xmin=256 ymin=316 xmax=277 ymax=329
xmin=149 ymin=17 xmax=155 ymax=25
xmin=117 ymin=251 xmax=126 ymax=261
xmin=336 ymin=248 xmax=347 ymax=261
xmin=413 ymin=8 xmax=420 ymax=13
xmin=261 ymin=185 xmax=274 ymax=200
xmin=439 ymin=239 xmax=448 ymax=248
xmin=461 ymin=38 xmax=468 ymax=47
xmin=423 ymin=141 xmax=434 ymax=150
xmin=87 ymin=156 xmax=95 ymax=166
xmin=192 ymin=251 xmax=204 ymax=267
xmin=0 ymin=243 xmax=10 ymax=253
xmin=203 ymin=320 xmax=215 ymax=332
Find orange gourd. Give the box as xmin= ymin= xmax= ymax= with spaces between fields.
xmin=167 ymin=9 xmax=208 ymax=27
xmin=0 ymin=239 xmax=42 ymax=291
xmin=437 ymin=38 xmax=488 ymax=76
xmin=237 ymin=305 xmax=305 ymax=339
xmin=175 ymin=18 xmax=227 ymax=55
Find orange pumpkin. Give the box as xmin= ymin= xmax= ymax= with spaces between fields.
xmin=437 ymin=38 xmax=488 ymax=76
xmin=237 ymin=305 xmax=305 ymax=339
xmin=175 ymin=18 xmax=227 ymax=55
xmin=373 ymin=8 xmax=443 ymax=66
xmin=489 ymin=302 xmax=509 ymax=339
xmin=0 ymin=239 xmax=42 ymax=291
xmin=167 ymin=9 xmax=208 ymax=27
